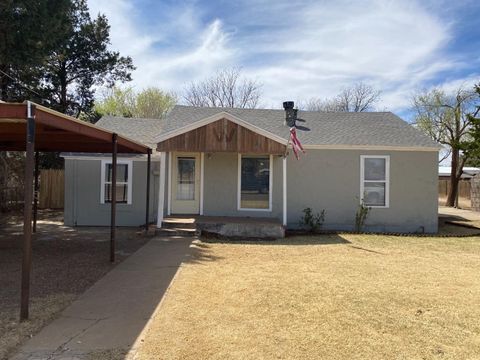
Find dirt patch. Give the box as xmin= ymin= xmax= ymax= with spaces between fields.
xmin=439 ymin=196 xmax=471 ymax=209
xmin=135 ymin=233 xmax=480 ymax=360
xmin=0 ymin=210 xmax=149 ymax=360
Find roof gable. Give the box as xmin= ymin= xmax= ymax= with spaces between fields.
xmin=157 ymin=117 xmax=287 ymax=154
xmin=155 ymin=111 xmax=288 ymax=145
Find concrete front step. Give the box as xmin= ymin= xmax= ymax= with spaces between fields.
xmin=161 ymin=220 xmax=196 ymax=230
xmin=156 ymin=227 xmax=198 ymax=237
xmin=160 ymin=216 xmax=285 ymax=239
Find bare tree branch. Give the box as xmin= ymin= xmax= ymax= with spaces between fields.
xmin=411 ymin=86 xmax=477 ymax=206
xmin=183 ymin=68 xmax=262 ymax=109
xmin=305 ymin=82 xmax=381 ymax=112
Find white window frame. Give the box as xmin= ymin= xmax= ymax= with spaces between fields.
xmin=237 ymin=154 xmax=273 ymax=212
xmin=100 ymin=159 xmax=133 ymax=205
xmin=360 ymin=155 xmax=390 ymax=208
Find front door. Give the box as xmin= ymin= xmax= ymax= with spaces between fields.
xmin=171 ymin=152 xmax=200 ymax=214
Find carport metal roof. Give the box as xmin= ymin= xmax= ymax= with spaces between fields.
xmin=0 ymin=101 xmax=152 ymax=321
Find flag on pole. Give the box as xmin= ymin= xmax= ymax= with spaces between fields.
xmin=289 ymin=126 xmax=305 ymax=160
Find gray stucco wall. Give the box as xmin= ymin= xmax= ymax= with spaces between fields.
xmin=202 ymin=152 xmax=283 ymax=219
xmin=286 ymin=149 xmax=438 ymax=233
xmin=64 ymin=158 xmax=158 ymax=227
xmin=65 ymin=149 xmax=438 ymax=233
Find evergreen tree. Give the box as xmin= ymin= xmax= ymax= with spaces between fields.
xmin=462 ymin=85 xmax=480 ymax=167
xmin=0 ymin=0 xmax=69 ymax=102
xmin=39 ymin=0 xmax=135 ymax=116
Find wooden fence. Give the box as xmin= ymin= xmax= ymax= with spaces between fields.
xmin=39 ymin=169 xmax=64 ymax=209
xmin=438 ymin=179 xmax=471 ymax=199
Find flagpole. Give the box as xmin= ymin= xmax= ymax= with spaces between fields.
xmin=284 ymin=135 xmax=291 ymax=159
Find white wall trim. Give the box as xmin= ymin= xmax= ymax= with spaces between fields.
xmin=100 ymin=159 xmax=133 ymax=205
xmin=156 ymin=152 xmax=166 ymax=228
xmin=360 ymin=155 xmax=390 ymax=209
xmin=200 ymin=152 xmax=205 ymax=215
xmin=155 ymin=112 xmax=288 ymax=145
xmin=303 ymin=144 xmax=440 ymax=151
xmin=283 ymin=156 xmax=287 ymax=226
xmin=237 ymin=154 xmax=273 ymax=212
xmin=167 ymin=152 xmax=172 ymax=215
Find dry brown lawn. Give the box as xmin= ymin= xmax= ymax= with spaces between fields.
xmin=135 ymin=233 xmax=480 ymax=360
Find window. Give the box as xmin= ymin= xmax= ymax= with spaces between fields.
xmin=176 ymin=157 xmax=196 ymax=200
xmin=100 ymin=160 xmax=132 ymax=204
xmin=360 ymin=155 xmax=389 ymax=208
xmin=238 ymin=155 xmax=272 ymax=211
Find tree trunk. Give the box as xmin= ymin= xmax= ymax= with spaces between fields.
xmin=446 ymin=148 xmax=460 ymax=207
xmin=59 ymin=61 xmax=68 ymax=113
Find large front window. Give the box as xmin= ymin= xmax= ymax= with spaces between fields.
xmin=101 ymin=160 xmax=132 ymax=204
xmin=239 ymin=155 xmax=271 ymax=210
xmin=360 ymin=155 xmax=389 ymax=207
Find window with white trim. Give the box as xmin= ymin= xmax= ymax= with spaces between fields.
xmin=100 ymin=160 xmax=132 ymax=204
xmin=238 ymin=155 xmax=272 ymax=211
xmin=360 ymin=155 xmax=389 ymax=208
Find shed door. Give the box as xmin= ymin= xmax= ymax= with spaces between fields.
xmin=171 ymin=153 xmax=200 ymax=214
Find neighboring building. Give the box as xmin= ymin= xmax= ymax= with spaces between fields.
xmin=63 ymin=102 xmax=440 ymax=233
xmin=438 ymin=166 xmax=480 ymax=180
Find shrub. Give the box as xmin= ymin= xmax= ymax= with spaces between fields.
xmin=355 ymin=200 xmax=370 ymax=232
xmin=300 ymin=207 xmax=326 ymax=233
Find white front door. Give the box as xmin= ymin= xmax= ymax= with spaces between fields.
xmin=171 ymin=152 xmax=200 ymax=214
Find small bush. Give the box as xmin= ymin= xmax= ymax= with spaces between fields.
xmin=355 ymin=200 xmax=370 ymax=232
xmin=300 ymin=207 xmax=326 ymax=233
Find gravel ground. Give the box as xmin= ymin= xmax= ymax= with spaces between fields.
xmin=0 ymin=210 xmax=150 ymax=360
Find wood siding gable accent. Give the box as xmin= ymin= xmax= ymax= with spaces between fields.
xmin=157 ymin=118 xmax=287 ymax=154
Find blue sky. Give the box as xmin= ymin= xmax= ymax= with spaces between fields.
xmin=88 ymin=0 xmax=480 ymax=118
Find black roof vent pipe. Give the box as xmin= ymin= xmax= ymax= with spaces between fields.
xmin=283 ymin=101 xmax=297 ymax=127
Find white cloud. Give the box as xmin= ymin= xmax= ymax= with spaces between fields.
xmin=87 ymin=0 xmax=478 ymax=112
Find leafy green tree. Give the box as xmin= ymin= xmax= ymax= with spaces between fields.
xmin=462 ymin=85 xmax=480 ymax=167
xmin=135 ymin=87 xmax=176 ymax=118
xmin=94 ymin=87 xmax=136 ymax=118
xmin=95 ymin=87 xmax=176 ymax=119
xmin=412 ymin=87 xmax=477 ymax=207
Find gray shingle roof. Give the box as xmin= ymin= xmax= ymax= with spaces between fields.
xmin=93 ymin=106 xmax=440 ymax=150
xmin=162 ymin=105 xmax=440 ymax=148
xmin=95 ymin=115 xmax=163 ymax=150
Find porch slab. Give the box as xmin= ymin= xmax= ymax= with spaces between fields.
xmin=163 ymin=216 xmax=285 ymax=239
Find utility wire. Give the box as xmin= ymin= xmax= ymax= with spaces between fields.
xmin=0 ymin=68 xmax=44 ymax=99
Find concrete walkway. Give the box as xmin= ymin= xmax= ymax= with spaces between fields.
xmin=11 ymin=236 xmax=196 ymax=360
xmin=439 ymin=206 xmax=480 ymax=221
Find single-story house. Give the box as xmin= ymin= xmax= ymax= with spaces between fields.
xmin=62 ymin=102 xmax=440 ymax=233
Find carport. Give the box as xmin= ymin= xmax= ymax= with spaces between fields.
xmin=0 ymin=101 xmax=152 ymax=320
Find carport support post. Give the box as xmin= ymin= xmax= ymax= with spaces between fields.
xmin=145 ymin=149 xmax=151 ymax=231
xmin=32 ymin=151 xmax=39 ymax=233
xmin=110 ymin=133 xmax=118 ymax=263
xmin=20 ymin=102 xmax=36 ymax=321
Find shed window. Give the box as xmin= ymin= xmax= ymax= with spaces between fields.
xmin=101 ymin=160 xmax=132 ymax=204
xmin=360 ymin=156 xmax=390 ymax=208
xmin=238 ymin=155 xmax=272 ymax=211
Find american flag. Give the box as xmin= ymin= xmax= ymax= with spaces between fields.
xmin=289 ymin=126 xmax=305 ymax=160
